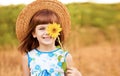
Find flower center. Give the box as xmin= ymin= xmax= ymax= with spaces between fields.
xmin=52 ymin=28 xmax=57 ymax=33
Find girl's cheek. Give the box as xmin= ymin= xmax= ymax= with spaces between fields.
xmin=37 ymin=30 xmax=44 ymax=34
xmin=37 ymin=32 xmax=43 ymax=36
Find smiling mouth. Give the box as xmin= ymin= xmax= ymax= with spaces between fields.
xmin=43 ymin=37 xmax=51 ymax=39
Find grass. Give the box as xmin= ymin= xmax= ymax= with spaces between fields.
xmin=0 ymin=47 xmax=22 ymax=76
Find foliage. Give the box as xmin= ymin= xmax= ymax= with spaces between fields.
xmin=67 ymin=3 xmax=120 ymax=28
xmin=0 ymin=4 xmax=25 ymax=46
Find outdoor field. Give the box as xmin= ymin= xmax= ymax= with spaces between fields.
xmin=0 ymin=2 xmax=120 ymax=76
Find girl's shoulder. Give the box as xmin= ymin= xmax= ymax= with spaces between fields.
xmin=27 ymin=49 xmax=37 ymax=57
xmin=27 ymin=49 xmax=36 ymax=53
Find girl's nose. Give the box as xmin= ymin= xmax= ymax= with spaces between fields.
xmin=44 ymin=30 xmax=49 ymax=35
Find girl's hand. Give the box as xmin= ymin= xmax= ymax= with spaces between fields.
xmin=66 ymin=54 xmax=82 ymax=76
xmin=66 ymin=67 xmax=82 ymax=76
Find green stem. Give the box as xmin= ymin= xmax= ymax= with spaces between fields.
xmin=57 ymin=37 xmax=63 ymax=50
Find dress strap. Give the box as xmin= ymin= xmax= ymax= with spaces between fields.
xmin=27 ymin=52 xmax=31 ymax=67
xmin=64 ymin=51 xmax=69 ymax=61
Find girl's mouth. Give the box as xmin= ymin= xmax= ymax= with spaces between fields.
xmin=43 ymin=37 xmax=51 ymax=39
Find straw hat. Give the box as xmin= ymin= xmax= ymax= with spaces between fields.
xmin=16 ymin=0 xmax=71 ymax=42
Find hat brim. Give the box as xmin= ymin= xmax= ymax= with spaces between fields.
xmin=16 ymin=0 xmax=71 ymax=42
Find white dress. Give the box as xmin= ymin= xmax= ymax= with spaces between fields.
xmin=27 ymin=48 xmax=68 ymax=76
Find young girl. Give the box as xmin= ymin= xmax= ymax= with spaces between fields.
xmin=16 ymin=0 xmax=82 ymax=76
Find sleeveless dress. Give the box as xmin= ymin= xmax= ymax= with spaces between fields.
xmin=27 ymin=48 xmax=68 ymax=76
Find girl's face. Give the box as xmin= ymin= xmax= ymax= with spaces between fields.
xmin=32 ymin=24 xmax=56 ymax=46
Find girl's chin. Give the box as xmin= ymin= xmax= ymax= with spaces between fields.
xmin=42 ymin=43 xmax=54 ymax=46
xmin=41 ymin=41 xmax=54 ymax=45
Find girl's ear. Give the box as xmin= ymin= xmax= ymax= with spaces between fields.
xmin=32 ymin=31 xmax=36 ymax=38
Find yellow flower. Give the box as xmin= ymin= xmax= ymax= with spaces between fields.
xmin=47 ymin=23 xmax=62 ymax=38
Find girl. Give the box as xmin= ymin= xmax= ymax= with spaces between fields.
xmin=16 ymin=0 xmax=82 ymax=76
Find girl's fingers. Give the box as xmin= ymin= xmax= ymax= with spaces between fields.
xmin=65 ymin=71 xmax=73 ymax=76
xmin=66 ymin=67 xmax=82 ymax=76
xmin=66 ymin=70 xmax=72 ymax=74
xmin=66 ymin=54 xmax=74 ymax=68
xmin=66 ymin=74 xmax=73 ymax=76
xmin=66 ymin=68 xmax=74 ymax=74
xmin=67 ymin=67 xmax=76 ymax=71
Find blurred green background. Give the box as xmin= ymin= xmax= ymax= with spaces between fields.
xmin=0 ymin=3 xmax=120 ymax=46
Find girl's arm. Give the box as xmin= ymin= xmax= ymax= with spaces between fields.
xmin=22 ymin=54 xmax=30 ymax=76
xmin=66 ymin=54 xmax=82 ymax=76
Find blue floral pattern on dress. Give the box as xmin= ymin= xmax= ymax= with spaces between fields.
xmin=57 ymin=62 xmax=62 ymax=67
xmin=48 ymin=53 xmax=54 ymax=57
xmin=35 ymin=65 xmax=41 ymax=70
xmin=49 ymin=68 xmax=54 ymax=73
xmin=38 ymin=70 xmax=50 ymax=76
xmin=27 ymin=48 xmax=68 ymax=76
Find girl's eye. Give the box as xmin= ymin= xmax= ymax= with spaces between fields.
xmin=39 ymin=27 xmax=45 ymax=30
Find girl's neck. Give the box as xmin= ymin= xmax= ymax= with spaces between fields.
xmin=37 ymin=44 xmax=56 ymax=52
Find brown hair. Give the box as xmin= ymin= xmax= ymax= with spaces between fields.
xmin=18 ymin=9 xmax=64 ymax=53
